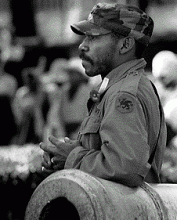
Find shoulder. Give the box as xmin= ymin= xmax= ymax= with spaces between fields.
xmin=120 ymin=71 xmax=157 ymax=102
xmin=103 ymin=71 xmax=142 ymax=114
xmin=120 ymin=71 xmax=142 ymax=96
xmin=106 ymin=71 xmax=155 ymax=113
xmin=107 ymin=70 xmax=143 ymax=100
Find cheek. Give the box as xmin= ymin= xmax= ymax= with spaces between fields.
xmin=90 ymin=40 xmax=116 ymax=66
xmin=105 ymin=50 xmax=114 ymax=60
xmin=97 ymin=46 xmax=115 ymax=64
xmin=92 ymin=47 xmax=108 ymax=62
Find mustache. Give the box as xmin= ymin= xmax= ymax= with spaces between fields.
xmin=79 ymin=53 xmax=93 ymax=65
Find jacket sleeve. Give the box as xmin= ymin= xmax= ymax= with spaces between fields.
xmin=64 ymin=92 xmax=151 ymax=187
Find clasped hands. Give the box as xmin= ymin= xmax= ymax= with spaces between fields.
xmin=40 ymin=135 xmax=79 ymax=174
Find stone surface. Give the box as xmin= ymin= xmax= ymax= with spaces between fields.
xmin=25 ymin=169 xmax=177 ymax=220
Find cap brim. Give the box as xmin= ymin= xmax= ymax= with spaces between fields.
xmin=71 ymin=20 xmax=89 ymax=35
xmin=70 ymin=20 xmax=111 ymax=36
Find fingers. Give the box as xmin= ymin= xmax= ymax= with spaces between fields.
xmin=48 ymin=135 xmax=61 ymax=145
xmin=42 ymin=151 xmax=52 ymax=168
xmin=64 ymin=137 xmax=79 ymax=145
xmin=51 ymin=155 xmax=64 ymax=165
xmin=41 ymin=166 xmax=54 ymax=175
xmin=40 ymin=141 xmax=57 ymax=155
xmin=51 ymin=156 xmax=65 ymax=170
xmin=41 ymin=156 xmax=65 ymax=172
xmin=40 ymin=136 xmax=75 ymax=174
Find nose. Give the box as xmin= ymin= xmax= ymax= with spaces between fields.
xmin=79 ymin=40 xmax=89 ymax=52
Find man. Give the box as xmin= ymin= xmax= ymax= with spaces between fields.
xmin=40 ymin=3 xmax=167 ymax=187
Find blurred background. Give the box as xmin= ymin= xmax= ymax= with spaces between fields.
xmin=0 ymin=0 xmax=177 ymax=219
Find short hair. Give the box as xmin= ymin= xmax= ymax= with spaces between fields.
xmin=110 ymin=32 xmax=124 ymax=41
xmin=110 ymin=33 xmax=146 ymax=58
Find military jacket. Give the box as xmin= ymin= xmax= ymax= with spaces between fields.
xmin=64 ymin=58 xmax=167 ymax=186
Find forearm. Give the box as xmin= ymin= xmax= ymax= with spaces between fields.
xmin=64 ymin=144 xmax=144 ymax=187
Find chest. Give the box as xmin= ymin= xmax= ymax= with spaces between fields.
xmin=77 ymin=101 xmax=104 ymax=150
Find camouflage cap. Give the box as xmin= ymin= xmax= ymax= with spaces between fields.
xmin=71 ymin=3 xmax=154 ymax=46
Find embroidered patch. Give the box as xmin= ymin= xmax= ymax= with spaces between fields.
xmin=116 ymin=94 xmax=134 ymax=113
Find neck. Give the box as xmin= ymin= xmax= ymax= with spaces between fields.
xmin=101 ymin=55 xmax=138 ymax=79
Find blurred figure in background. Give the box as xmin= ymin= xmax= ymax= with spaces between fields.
xmin=0 ymin=26 xmax=25 ymax=88
xmin=43 ymin=57 xmax=97 ymax=142
xmin=0 ymin=58 xmax=18 ymax=145
xmin=13 ymin=66 xmax=49 ymax=145
xmin=152 ymin=50 xmax=177 ymax=146
xmin=42 ymin=58 xmax=69 ymax=143
xmin=59 ymin=57 xmax=91 ymax=139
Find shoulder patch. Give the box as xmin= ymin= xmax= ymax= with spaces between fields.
xmin=116 ymin=93 xmax=134 ymax=113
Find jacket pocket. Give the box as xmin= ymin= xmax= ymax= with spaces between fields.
xmin=80 ymin=116 xmax=101 ymax=134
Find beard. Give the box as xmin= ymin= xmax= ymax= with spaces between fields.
xmin=80 ymin=52 xmax=114 ymax=78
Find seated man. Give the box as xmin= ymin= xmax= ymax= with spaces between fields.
xmin=40 ymin=3 xmax=167 ymax=187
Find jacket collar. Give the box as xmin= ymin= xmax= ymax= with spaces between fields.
xmin=90 ymin=58 xmax=146 ymax=103
xmin=105 ymin=58 xmax=147 ymax=89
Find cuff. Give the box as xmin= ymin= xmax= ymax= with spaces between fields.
xmin=64 ymin=146 xmax=89 ymax=169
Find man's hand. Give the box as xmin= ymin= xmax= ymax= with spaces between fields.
xmin=40 ymin=136 xmax=79 ymax=173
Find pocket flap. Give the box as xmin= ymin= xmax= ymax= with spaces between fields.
xmin=80 ymin=116 xmax=100 ymax=134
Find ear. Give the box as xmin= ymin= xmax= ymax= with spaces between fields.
xmin=119 ymin=37 xmax=135 ymax=54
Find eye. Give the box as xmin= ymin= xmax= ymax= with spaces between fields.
xmin=87 ymin=35 xmax=97 ymax=41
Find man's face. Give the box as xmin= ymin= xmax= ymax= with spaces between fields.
xmin=79 ymin=34 xmax=119 ymax=78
